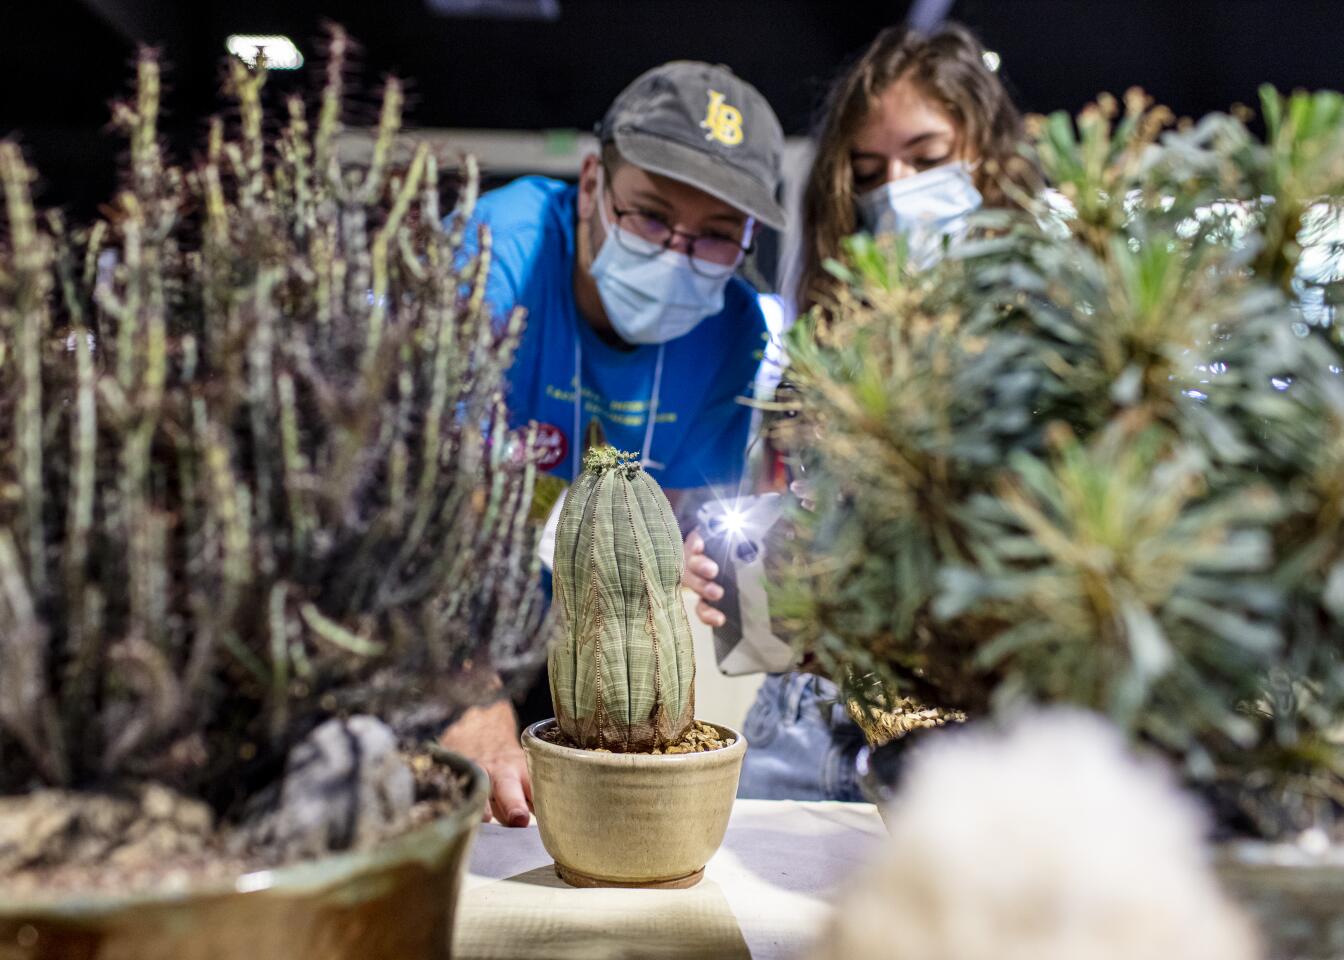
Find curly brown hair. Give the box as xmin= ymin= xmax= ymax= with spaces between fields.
xmin=796 ymin=22 xmax=1032 ymax=313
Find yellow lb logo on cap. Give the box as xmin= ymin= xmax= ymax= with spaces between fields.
xmin=700 ymin=89 xmax=744 ymax=147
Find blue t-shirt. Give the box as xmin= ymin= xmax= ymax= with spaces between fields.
xmin=463 ymin=176 xmax=766 ymax=490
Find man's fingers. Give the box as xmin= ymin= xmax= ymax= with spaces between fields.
xmin=490 ymin=767 xmax=532 ymax=827
xmin=683 ymin=568 xmax=724 ymax=602
xmin=697 ymin=599 xmax=726 ymax=628
xmin=686 ymin=553 xmax=719 ymax=581
xmin=685 ymin=529 xmax=705 ymax=554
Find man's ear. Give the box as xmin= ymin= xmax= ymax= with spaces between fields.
xmin=576 ymin=153 xmax=602 ymax=221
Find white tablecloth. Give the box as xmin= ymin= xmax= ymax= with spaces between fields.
xmin=453 ymin=799 xmax=885 ymax=960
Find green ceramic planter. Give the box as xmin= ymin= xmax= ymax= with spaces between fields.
xmin=0 ymin=749 xmax=486 ymax=960
xmin=1216 ymin=841 xmax=1344 ymax=960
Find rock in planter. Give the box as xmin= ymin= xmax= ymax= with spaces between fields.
xmin=238 ymin=716 xmax=416 ymax=862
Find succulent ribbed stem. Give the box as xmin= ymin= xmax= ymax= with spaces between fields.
xmin=550 ymin=446 xmax=695 ymax=751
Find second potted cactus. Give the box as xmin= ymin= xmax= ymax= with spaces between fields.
xmin=521 ymin=447 xmax=747 ymax=888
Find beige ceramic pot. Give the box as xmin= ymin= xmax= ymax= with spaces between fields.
xmin=1215 ymin=841 xmax=1344 ymax=960
xmin=0 ymin=748 xmax=486 ymax=960
xmin=521 ymin=719 xmax=746 ymax=889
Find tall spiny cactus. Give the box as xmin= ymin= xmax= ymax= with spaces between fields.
xmin=0 ymin=29 xmax=544 ymax=799
xmin=551 ymin=446 xmax=695 ymax=751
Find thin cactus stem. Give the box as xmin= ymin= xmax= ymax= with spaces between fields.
xmin=81 ymin=221 xmax=107 ymax=299
xmin=364 ymin=143 xmax=427 ymax=366
xmin=106 ymin=195 xmax=144 ymax=393
xmin=0 ymin=144 xmax=51 ymax=598
xmin=445 ymin=155 xmax=479 ymax=252
xmin=391 ymin=254 xmax=462 ymax=569
xmin=223 ymin=56 xmax=268 ymax=214
xmin=300 ymin=602 xmax=385 ymax=656
xmin=422 ymin=151 xmax=443 ymax=228
xmin=121 ymin=199 xmax=167 ymax=648
xmin=102 ymin=637 xmax=182 ymax=774
xmin=181 ymin=398 xmax=217 ymax=704
xmin=128 ymin=53 xmax=162 ymax=198
xmin=203 ymin=426 xmax=251 ymax=645
xmin=466 ymin=226 xmax=493 ymax=319
xmin=310 ymin=226 xmax=335 ymax=356
xmin=397 ymin=230 xmax=427 ymax=282
xmin=246 ymin=267 xmax=281 ymax=574
xmin=0 ymin=531 xmax=66 ymax=784
xmin=62 ymin=293 xmax=99 ymax=737
xmin=277 ymin=371 xmax=315 ymax=557
xmin=388 ymin=356 xmax=414 ymax=517
xmin=268 ymin=582 xmax=290 ymax=743
xmin=357 ymin=77 xmax=404 ymax=205
xmin=312 ymin=26 xmax=348 ymax=189
xmin=341 ymin=204 xmax=371 ymax=352
xmin=284 ymin=95 xmax=314 ymax=237
xmin=48 ymin=211 xmax=86 ymax=330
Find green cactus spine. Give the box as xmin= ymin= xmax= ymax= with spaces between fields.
xmin=551 ymin=446 xmax=695 ymax=751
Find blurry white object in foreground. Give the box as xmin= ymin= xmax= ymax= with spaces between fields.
xmin=809 ymin=710 xmax=1259 ymax=960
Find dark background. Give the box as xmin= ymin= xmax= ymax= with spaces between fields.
xmin=4 ymin=0 xmax=1344 ymax=216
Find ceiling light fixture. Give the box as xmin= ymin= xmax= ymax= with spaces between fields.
xmin=226 ymin=34 xmax=304 ymax=70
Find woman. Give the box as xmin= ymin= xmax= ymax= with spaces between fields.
xmin=684 ymin=21 xmax=1030 ymax=801
xmin=798 ymin=20 xmax=1030 ymax=315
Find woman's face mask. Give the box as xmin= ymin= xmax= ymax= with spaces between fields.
xmin=856 ymin=162 xmax=983 ymax=269
xmin=588 ymin=169 xmax=733 ymax=346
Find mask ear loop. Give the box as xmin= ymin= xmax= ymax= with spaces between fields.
xmin=593 ymin=163 xmax=618 ymax=239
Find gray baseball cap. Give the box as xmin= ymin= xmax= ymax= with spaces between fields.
xmin=597 ymin=61 xmax=787 ymax=231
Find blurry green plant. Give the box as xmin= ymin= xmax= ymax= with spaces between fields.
xmin=774 ymin=86 xmax=1344 ymax=839
xmin=0 ymin=31 xmax=544 ymax=807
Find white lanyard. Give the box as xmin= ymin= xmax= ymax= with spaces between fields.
xmin=571 ymin=337 xmax=665 ymax=479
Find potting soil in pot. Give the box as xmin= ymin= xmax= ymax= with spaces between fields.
xmin=540 ymin=720 xmax=732 ymax=754
xmin=0 ymin=716 xmax=468 ymax=898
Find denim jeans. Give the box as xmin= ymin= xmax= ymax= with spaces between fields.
xmin=737 ymin=672 xmax=867 ymax=802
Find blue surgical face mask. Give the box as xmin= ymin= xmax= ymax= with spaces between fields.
xmin=588 ymin=171 xmax=732 ymax=346
xmin=856 ymin=162 xmax=982 ymax=269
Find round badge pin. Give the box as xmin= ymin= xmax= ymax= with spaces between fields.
xmin=533 ymin=422 xmax=569 ymax=472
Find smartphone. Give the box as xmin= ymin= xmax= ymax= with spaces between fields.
xmin=694 ymin=493 xmax=797 ymax=676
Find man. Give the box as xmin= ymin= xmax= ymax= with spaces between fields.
xmin=441 ymin=62 xmax=786 ymax=826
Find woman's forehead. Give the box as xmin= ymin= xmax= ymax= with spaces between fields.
xmin=855 ymin=77 xmax=959 ymax=151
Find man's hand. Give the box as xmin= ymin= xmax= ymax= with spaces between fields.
xmin=683 ymin=529 xmax=726 ymax=628
xmin=440 ymin=698 xmax=533 ymax=827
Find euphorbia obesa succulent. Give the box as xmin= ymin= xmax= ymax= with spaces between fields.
xmin=550 ymin=446 xmax=695 ymax=751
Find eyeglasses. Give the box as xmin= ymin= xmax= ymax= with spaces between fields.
xmin=602 ymin=171 xmax=754 ymax=279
